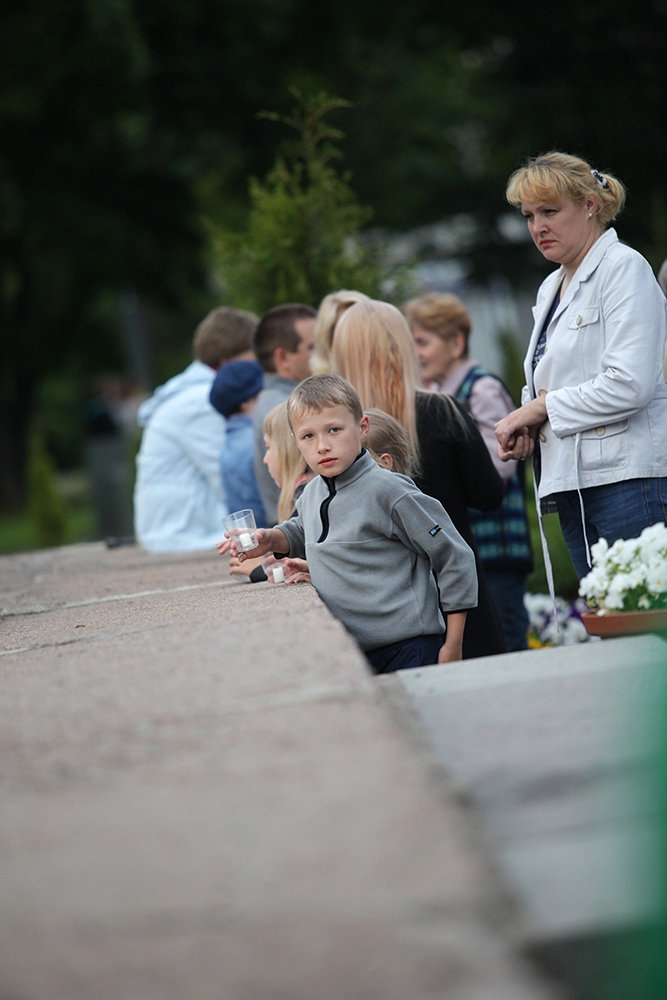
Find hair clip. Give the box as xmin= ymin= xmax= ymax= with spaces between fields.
xmin=591 ymin=169 xmax=609 ymax=189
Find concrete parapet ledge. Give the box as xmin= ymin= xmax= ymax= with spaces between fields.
xmin=0 ymin=543 xmax=562 ymax=1000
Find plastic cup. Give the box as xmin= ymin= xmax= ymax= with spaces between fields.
xmin=260 ymin=554 xmax=291 ymax=584
xmin=222 ymin=509 xmax=259 ymax=552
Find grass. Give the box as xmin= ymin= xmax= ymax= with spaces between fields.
xmin=0 ymin=504 xmax=97 ymax=555
xmin=0 ymin=470 xmax=98 ymax=555
xmin=524 ymin=466 xmax=580 ymax=600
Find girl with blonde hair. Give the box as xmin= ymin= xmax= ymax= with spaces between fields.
xmin=219 ymin=402 xmax=314 ymax=582
xmin=262 ymin=402 xmax=313 ymax=523
xmin=332 ymin=298 xmax=506 ymax=659
xmin=496 ymin=151 xmax=667 ymax=586
xmin=364 ymin=408 xmax=415 ymax=478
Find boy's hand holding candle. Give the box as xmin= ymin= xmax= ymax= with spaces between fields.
xmin=228 ymin=527 xmax=290 ymax=562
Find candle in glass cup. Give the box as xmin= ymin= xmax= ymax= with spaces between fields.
xmin=222 ymin=509 xmax=258 ymax=553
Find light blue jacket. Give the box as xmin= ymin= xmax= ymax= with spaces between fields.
xmin=134 ymin=360 xmax=228 ymax=552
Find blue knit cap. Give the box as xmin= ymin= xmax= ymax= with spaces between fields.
xmin=210 ymin=360 xmax=264 ymax=418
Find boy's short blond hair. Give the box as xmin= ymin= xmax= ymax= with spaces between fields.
xmin=287 ymin=374 xmax=363 ymax=429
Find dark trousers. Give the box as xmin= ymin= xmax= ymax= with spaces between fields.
xmin=485 ymin=569 xmax=529 ymax=652
xmin=365 ymin=634 xmax=443 ymax=674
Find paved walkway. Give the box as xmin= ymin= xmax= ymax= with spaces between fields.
xmin=390 ymin=637 xmax=666 ymax=977
xmin=0 ymin=543 xmax=561 ymax=1000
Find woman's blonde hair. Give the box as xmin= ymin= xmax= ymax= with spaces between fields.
xmin=310 ymin=289 xmax=370 ymax=375
xmin=332 ymin=299 xmax=422 ymax=459
xmin=402 ymin=292 xmax=471 ymax=356
xmin=365 ymin=408 xmax=415 ymax=478
xmin=332 ymin=298 xmax=470 ymax=462
xmin=262 ymin=402 xmax=310 ymax=522
xmin=506 ymin=151 xmax=626 ymax=227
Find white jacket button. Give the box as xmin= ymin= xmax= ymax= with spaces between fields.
xmin=576 ymin=315 xmax=583 ymax=326
xmin=595 ymin=425 xmax=606 ymax=436
xmin=539 ymin=431 xmax=547 ymax=443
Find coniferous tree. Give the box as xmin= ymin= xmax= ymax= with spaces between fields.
xmin=207 ymin=89 xmax=413 ymax=313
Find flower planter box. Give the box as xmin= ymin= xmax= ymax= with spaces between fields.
xmin=581 ymin=608 xmax=667 ymax=639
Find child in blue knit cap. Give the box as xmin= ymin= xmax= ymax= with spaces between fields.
xmin=210 ymin=360 xmax=267 ymax=526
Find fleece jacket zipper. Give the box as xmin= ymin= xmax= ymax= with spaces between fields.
xmin=317 ymin=476 xmax=337 ymax=543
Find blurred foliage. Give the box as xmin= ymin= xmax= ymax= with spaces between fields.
xmin=1 ymin=0 xmax=666 ymax=510
xmin=497 ymin=327 xmax=579 ymax=600
xmin=0 ymin=489 xmax=95 ymax=554
xmin=524 ymin=466 xmax=580 ymax=601
xmin=26 ymin=430 xmax=68 ymax=549
xmin=498 ymin=330 xmax=526 ymax=407
xmin=208 ymin=90 xmax=413 ymax=311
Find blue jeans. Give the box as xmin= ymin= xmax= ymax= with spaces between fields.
xmin=485 ymin=570 xmax=529 ymax=651
xmin=365 ymin=634 xmax=444 ymax=674
xmin=555 ymin=478 xmax=667 ymax=579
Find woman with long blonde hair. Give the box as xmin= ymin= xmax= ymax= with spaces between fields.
xmin=332 ymin=298 xmax=506 ymax=659
xmin=310 ymin=289 xmax=370 ymax=375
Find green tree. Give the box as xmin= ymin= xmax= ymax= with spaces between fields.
xmin=207 ymin=89 xmax=412 ymax=313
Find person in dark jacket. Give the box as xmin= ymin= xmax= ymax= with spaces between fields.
xmin=403 ymin=292 xmax=532 ymax=651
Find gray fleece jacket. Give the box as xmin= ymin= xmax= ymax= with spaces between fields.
xmin=277 ymin=450 xmax=478 ymax=652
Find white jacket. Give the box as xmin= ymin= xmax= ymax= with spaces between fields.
xmin=134 ymin=360 xmax=228 ymax=552
xmin=523 ymin=229 xmax=667 ymax=498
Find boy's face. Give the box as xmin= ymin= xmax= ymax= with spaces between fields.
xmin=292 ymin=404 xmax=369 ymax=478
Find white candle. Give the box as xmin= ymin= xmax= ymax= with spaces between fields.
xmin=239 ymin=532 xmax=253 ymax=550
xmin=272 ymin=565 xmax=285 ymax=583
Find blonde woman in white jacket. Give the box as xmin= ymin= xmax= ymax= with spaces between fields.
xmin=495 ymin=152 xmax=667 ymax=579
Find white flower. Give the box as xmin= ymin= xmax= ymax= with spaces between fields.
xmin=617 ymin=539 xmax=641 ymax=567
xmin=639 ymin=522 xmax=667 ymax=560
xmin=523 ymin=593 xmax=554 ymax=617
xmin=624 ymin=568 xmax=646 ymax=590
xmin=579 ymin=566 xmax=608 ymax=600
xmin=590 ymin=538 xmax=609 ymax=563
xmin=560 ymin=618 xmax=589 ymax=645
xmin=581 ymin=523 xmax=667 ymax=611
xmin=605 ymin=573 xmax=631 ymax=609
xmin=645 ymin=565 xmax=667 ymax=594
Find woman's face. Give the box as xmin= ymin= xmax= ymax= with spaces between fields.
xmin=520 ymin=194 xmax=599 ymax=272
xmin=263 ymin=434 xmax=282 ymax=487
xmin=411 ymin=325 xmax=465 ymax=385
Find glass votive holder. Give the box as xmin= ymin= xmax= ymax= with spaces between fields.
xmin=222 ymin=509 xmax=258 ymax=552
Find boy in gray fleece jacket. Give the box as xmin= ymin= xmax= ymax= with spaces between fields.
xmin=230 ymin=375 xmax=478 ymax=672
